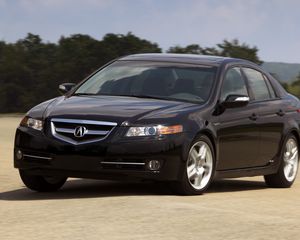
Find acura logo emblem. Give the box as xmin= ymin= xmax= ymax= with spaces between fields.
xmin=74 ymin=126 xmax=87 ymax=138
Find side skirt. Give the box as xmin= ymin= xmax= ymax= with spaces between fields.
xmin=214 ymin=162 xmax=280 ymax=179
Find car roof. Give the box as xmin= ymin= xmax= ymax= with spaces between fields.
xmin=119 ymin=53 xmax=254 ymax=66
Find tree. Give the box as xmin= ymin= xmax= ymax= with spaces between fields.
xmin=167 ymin=44 xmax=203 ymax=54
xmin=0 ymin=32 xmax=162 ymax=113
xmin=0 ymin=33 xmax=264 ymax=113
xmin=167 ymin=39 xmax=263 ymax=65
xmin=216 ymin=39 xmax=263 ymax=65
xmin=102 ymin=32 xmax=161 ymax=57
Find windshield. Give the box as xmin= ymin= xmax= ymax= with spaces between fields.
xmin=74 ymin=61 xmax=217 ymax=104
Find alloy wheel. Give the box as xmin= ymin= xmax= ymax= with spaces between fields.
xmin=186 ymin=141 xmax=213 ymax=190
xmin=283 ymin=138 xmax=299 ymax=182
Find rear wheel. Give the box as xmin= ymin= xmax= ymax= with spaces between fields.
xmin=264 ymin=135 xmax=299 ymax=188
xmin=19 ymin=170 xmax=67 ymax=192
xmin=172 ymin=135 xmax=215 ymax=195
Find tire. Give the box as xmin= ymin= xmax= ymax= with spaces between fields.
xmin=172 ymin=135 xmax=215 ymax=195
xmin=19 ymin=170 xmax=67 ymax=192
xmin=264 ymin=134 xmax=299 ymax=188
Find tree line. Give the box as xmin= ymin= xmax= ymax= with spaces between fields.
xmin=0 ymin=32 xmax=279 ymax=113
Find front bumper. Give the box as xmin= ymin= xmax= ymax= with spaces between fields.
xmin=14 ymin=126 xmax=188 ymax=181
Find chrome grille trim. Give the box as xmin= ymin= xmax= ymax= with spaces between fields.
xmin=101 ymin=161 xmax=145 ymax=166
xmin=86 ymin=130 xmax=110 ymax=135
xmin=55 ymin=127 xmax=109 ymax=135
xmin=23 ymin=154 xmax=52 ymax=160
xmin=55 ymin=128 xmax=74 ymax=134
xmin=51 ymin=118 xmax=117 ymax=126
xmin=50 ymin=118 xmax=117 ymax=145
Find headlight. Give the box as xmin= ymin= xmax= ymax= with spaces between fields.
xmin=20 ymin=116 xmax=43 ymax=131
xmin=126 ymin=125 xmax=183 ymax=137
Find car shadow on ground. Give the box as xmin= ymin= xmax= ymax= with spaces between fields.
xmin=0 ymin=178 xmax=268 ymax=201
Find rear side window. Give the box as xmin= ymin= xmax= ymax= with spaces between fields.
xmin=263 ymin=75 xmax=276 ymax=98
xmin=243 ymin=68 xmax=270 ymax=101
xmin=220 ymin=67 xmax=248 ymax=102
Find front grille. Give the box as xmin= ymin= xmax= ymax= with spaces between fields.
xmin=50 ymin=118 xmax=117 ymax=145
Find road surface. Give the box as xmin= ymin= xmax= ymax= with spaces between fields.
xmin=1 ymin=116 xmax=299 ymax=240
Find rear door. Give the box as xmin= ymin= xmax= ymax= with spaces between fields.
xmin=242 ymin=67 xmax=284 ymax=165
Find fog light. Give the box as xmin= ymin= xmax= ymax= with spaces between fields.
xmin=16 ymin=150 xmax=23 ymax=160
xmin=148 ymin=160 xmax=161 ymax=171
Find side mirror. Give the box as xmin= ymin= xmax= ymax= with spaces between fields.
xmin=222 ymin=94 xmax=250 ymax=108
xmin=58 ymin=83 xmax=76 ymax=95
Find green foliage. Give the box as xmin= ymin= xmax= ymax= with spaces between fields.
xmin=0 ymin=33 xmax=161 ymax=113
xmin=286 ymin=72 xmax=300 ymax=98
xmin=0 ymin=33 xmax=265 ymax=113
xmin=262 ymin=62 xmax=300 ymax=83
xmin=216 ymin=39 xmax=262 ymax=65
xmin=167 ymin=39 xmax=263 ymax=65
xmin=167 ymin=44 xmax=203 ymax=54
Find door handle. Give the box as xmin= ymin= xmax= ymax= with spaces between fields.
xmin=276 ymin=109 xmax=285 ymax=116
xmin=249 ymin=113 xmax=258 ymax=121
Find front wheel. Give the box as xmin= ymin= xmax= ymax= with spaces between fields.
xmin=19 ymin=170 xmax=67 ymax=192
xmin=172 ymin=135 xmax=215 ymax=195
xmin=264 ymin=135 xmax=299 ymax=188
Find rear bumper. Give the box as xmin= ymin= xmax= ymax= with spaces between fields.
xmin=14 ymin=127 xmax=188 ymax=181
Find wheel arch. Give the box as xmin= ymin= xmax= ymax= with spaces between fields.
xmin=281 ymin=116 xmax=300 ymax=152
xmin=195 ymin=129 xmax=217 ymax=161
xmin=275 ymin=127 xmax=300 ymax=170
xmin=288 ymin=129 xmax=300 ymax=146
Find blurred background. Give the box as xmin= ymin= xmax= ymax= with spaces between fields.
xmin=1 ymin=0 xmax=300 ymax=113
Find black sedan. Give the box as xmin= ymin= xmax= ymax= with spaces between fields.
xmin=14 ymin=54 xmax=300 ymax=195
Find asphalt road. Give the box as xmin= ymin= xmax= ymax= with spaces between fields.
xmin=1 ymin=116 xmax=300 ymax=240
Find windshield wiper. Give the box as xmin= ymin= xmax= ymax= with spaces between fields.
xmin=117 ymin=94 xmax=173 ymax=101
xmin=73 ymin=93 xmax=171 ymax=101
xmin=72 ymin=93 xmax=98 ymax=96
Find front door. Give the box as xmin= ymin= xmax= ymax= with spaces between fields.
xmin=216 ymin=67 xmax=260 ymax=170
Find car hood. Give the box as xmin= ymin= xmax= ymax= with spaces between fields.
xmin=42 ymin=95 xmax=196 ymax=124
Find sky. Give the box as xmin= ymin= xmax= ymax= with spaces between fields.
xmin=0 ymin=0 xmax=300 ymax=63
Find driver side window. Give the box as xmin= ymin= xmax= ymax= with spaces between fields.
xmin=220 ymin=67 xmax=248 ymax=102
